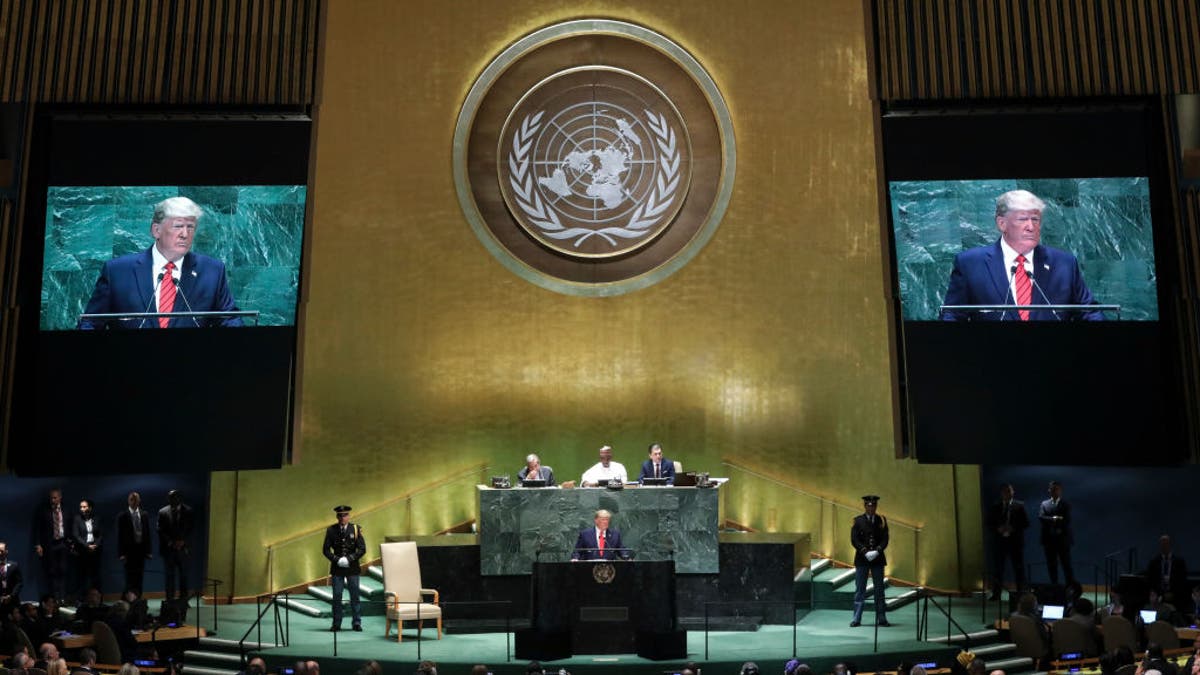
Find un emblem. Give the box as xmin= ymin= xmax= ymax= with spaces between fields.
xmin=500 ymin=67 xmax=691 ymax=258
xmin=455 ymin=20 xmax=735 ymax=295
xmin=592 ymin=562 xmax=617 ymax=584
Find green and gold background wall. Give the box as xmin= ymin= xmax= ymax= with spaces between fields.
xmin=206 ymin=0 xmax=983 ymax=597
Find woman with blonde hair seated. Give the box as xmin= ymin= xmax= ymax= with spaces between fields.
xmin=46 ymin=658 xmax=68 ymax=675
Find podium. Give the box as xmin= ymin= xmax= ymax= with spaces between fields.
xmin=515 ymin=560 xmax=686 ymax=660
xmin=79 ymin=310 xmax=259 ymax=328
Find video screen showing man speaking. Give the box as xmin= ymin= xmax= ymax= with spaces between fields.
xmin=888 ymin=177 xmax=1159 ymax=322
xmin=40 ymin=185 xmax=307 ymax=331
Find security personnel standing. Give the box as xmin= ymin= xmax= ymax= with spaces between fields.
xmin=322 ymin=505 xmax=366 ymax=631
xmin=850 ymin=494 xmax=890 ymax=627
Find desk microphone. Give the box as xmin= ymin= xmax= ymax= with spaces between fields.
xmin=169 ymin=276 xmax=202 ymax=327
xmin=1028 ymin=272 xmax=1063 ymax=321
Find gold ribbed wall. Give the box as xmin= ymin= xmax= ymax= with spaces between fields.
xmin=204 ymin=0 xmax=984 ymax=596
xmin=872 ymin=0 xmax=1200 ymax=99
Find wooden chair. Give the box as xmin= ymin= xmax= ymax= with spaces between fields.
xmin=90 ymin=620 xmax=122 ymax=666
xmin=1144 ymin=619 xmax=1180 ymax=649
xmin=1101 ymin=615 xmax=1137 ymax=653
xmin=1009 ymin=614 xmax=1048 ymax=660
xmin=1051 ymin=618 xmax=1098 ymax=657
xmin=381 ymin=541 xmax=442 ymax=642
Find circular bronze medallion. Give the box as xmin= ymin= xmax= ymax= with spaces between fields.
xmin=454 ymin=20 xmax=735 ymax=296
xmin=592 ymin=562 xmax=616 ymax=584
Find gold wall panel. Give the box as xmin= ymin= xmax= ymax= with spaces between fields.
xmin=208 ymin=0 xmax=983 ymax=596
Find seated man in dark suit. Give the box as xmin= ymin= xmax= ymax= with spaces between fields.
xmin=79 ymin=196 xmax=242 ymax=329
xmin=0 ymin=542 xmax=23 ymax=615
xmin=74 ymin=587 xmax=109 ymax=626
xmin=517 ymin=454 xmax=556 ymax=486
xmin=571 ymin=509 xmax=629 ymax=561
xmin=638 ymin=443 xmax=676 ymax=485
xmin=941 ymin=190 xmax=1104 ymax=321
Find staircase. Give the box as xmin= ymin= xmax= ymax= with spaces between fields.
xmin=804 ymin=556 xmax=1040 ymax=675
xmin=180 ymin=637 xmax=280 ymax=675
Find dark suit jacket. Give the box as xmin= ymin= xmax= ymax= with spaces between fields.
xmin=941 ymin=240 xmax=1104 ymax=321
xmin=1038 ymin=498 xmax=1073 ymax=546
xmin=638 ymin=458 xmax=676 ymax=485
xmin=34 ymin=504 xmax=70 ymax=551
xmin=571 ymin=527 xmax=628 ymax=561
xmin=851 ymin=513 xmax=889 ymax=567
xmin=323 ymin=523 xmax=366 ymax=576
xmin=986 ymin=498 xmax=1030 ymax=543
xmin=1145 ymin=554 xmax=1190 ymax=600
xmin=79 ymin=248 xmax=242 ymax=329
xmin=116 ymin=508 xmax=153 ymax=560
xmin=71 ymin=515 xmax=103 ymax=551
xmin=156 ymin=504 xmax=195 ymax=555
xmin=0 ymin=560 xmax=23 ymax=600
xmin=517 ymin=465 xmax=556 ymax=486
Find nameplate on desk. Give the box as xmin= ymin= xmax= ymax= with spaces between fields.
xmin=579 ymin=606 xmax=629 ymax=622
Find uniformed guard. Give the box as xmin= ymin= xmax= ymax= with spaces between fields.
xmin=850 ymin=494 xmax=890 ymax=627
xmin=322 ymin=505 xmax=366 ymax=631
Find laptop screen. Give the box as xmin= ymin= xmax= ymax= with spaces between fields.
xmin=1041 ymin=605 xmax=1065 ymax=620
xmin=1140 ymin=609 xmax=1157 ymax=623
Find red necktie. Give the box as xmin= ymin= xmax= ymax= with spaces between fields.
xmin=159 ymin=261 xmax=177 ymax=328
xmin=1014 ymin=255 xmax=1031 ymax=321
xmin=598 ymin=530 xmax=605 ymax=554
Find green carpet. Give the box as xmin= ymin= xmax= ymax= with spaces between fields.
xmin=193 ymin=599 xmax=973 ymax=675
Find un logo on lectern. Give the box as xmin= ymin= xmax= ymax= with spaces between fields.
xmin=592 ymin=562 xmax=617 ymax=584
xmin=454 ymin=20 xmax=735 ymax=295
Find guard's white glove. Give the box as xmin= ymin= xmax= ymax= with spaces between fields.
xmin=337 ymin=556 xmax=350 ymax=568
xmin=865 ymin=550 xmax=879 ymax=562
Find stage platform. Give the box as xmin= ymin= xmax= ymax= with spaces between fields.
xmin=188 ymin=601 xmax=967 ymax=675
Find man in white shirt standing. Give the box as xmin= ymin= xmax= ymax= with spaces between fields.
xmin=580 ymin=445 xmax=628 ymax=487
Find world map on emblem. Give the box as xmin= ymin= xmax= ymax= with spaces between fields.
xmin=499 ymin=68 xmax=693 ymax=259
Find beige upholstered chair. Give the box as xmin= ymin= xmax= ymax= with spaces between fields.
xmin=1101 ymin=615 xmax=1137 ymax=653
xmin=1144 ymin=619 xmax=1180 ymax=649
xmin=381 ymin=541 xmax=442 ymax=641
xmin=90 ymin=620 xmax=123 ymax=665
xmin=1008 ymin=614 xmax=1047 ymax=660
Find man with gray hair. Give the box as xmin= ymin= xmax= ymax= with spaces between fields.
xmin=80 ymin=195 xmax=242 ymax=329
xmin=517 ymin=454 xmax=556 ymax=486
xmin=940 ymin=189 xmax=1103 ymax=321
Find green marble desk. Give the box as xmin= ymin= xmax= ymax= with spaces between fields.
xmin=477 ymin=485 xmax=719 ymax=575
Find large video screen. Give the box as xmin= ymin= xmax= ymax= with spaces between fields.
xmin=890 ymin=177 xmax=1157 ymax=322
xmin=41 ymin=185 xmax=306 ymax=330
xmin=7 ymin=110 xmax=311 ymax=475
xmin=881 ymin=101 xmax=1185 ymax=466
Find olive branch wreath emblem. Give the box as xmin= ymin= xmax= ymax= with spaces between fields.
xmin=507 ymin=109 xmax=681 ymax=248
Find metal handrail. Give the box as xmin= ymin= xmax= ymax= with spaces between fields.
xmin=238 ymin=591 xmax=290 ymax=665
xmin=919 ymin=588 xmax=978 ymax=647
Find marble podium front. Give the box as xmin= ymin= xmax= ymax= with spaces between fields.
xmin=477 ymin=485 xmax=719 ymax=575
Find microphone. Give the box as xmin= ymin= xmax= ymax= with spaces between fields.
xmin=169 ymin=275 xmax=202 ymax=327
xmin=138 ymin=272 xmax=166 ymax=328
xmin=1027 ymin=272 xmax=1063 ymax=321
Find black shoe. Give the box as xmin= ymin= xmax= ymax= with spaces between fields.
xmin=352 ymin=624 xmax=362 ymax=632
xmin=330 ymin=624 xmax=341 ymax=632
xmin=849 ymin=620 xmax=861 ymax=627
xmin=877 ymin=619 xmax=891 ymax=627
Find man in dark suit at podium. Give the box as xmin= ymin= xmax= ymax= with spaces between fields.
xmin=940 ymin=190 xmax=1104 ymax=321
xmin=79 ymin=196 xmax=242 ymax=329
xmin=571 ymin=510 xmax=628 ymax=561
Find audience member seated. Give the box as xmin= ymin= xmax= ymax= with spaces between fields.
xmin=121 ymin=589 xmax=150 ymax=628
xmin=9 ymin=650 xmax=34 ymax=672
xmin=103 ymin=600 xmax=139 ymax=663
xmin=236 ymin=656 xmax=267 ymax=675
xmin=785 ymin=660 xmax=812 ymax=675
xmin=738 ymin=663 xmax=760 ymax=675
xmin=75 ymin=588 xmax=109 ymax=626
xmin=18 ymin=602 xmax=43 ymax=644
xmin=1143 ymin=643 xmax=1179 ymax=675
xmin=47 ymin=657 xmax=68 ymax=675
xmin=295 ymin=660 xmax=320 ymax=675
xmin=38 ymin=594 xmax=68 ymax=636
xmin=72 ymin=648 xmax=100 ymax=675
xmin=415 ymin=661 xmax=438 ymax=675
xmin=968 ymin=658 xmax=987 ymax=675
xmin=0 ymin=603 xmax=26 ymax=658
xmin=1066 ymin=597 xmax=1103 ymax=653
xmin=469 ymin=666 xmax=489 ymax=675
xmin=355 ymin=661 xmax=381 ymax=675
xmin=34 ymin=641 xmax=60 ymax=670
xmin=118 ymin=664 xmax=140 ymax=675
xmin=1013 ymin=592 xmax=1050 ymax=659
xmin=1147 ymin=590 xmax=1185 ymax=626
